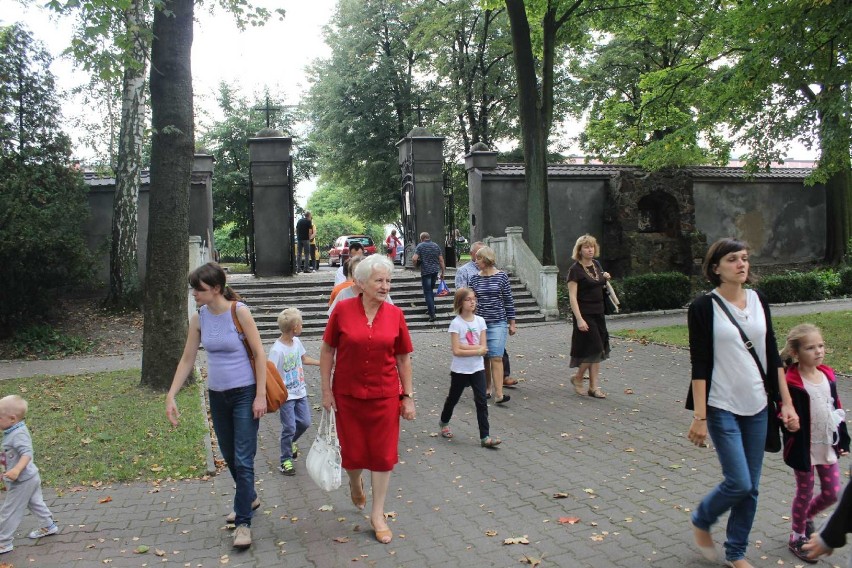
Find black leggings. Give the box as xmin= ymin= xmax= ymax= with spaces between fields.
xmin=440 ymin=370 xmax=489 ymax=439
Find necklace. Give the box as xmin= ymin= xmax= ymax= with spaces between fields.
xmin=582 ymin=262 xmax=598 ymax=280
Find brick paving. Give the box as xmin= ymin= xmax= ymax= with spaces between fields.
xmin=2 ymin=317 xmax=852 ymax=567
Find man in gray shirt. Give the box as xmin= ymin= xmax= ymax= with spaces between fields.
xmin=411 ymin=232 xmax=445 ymax=322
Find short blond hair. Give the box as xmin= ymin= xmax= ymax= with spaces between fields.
xmin=572 ymin=234 xmax=599 ymax=261
xmin=0 ymin=395 xmax=27 ymax=419
xmin=475 ymin=245 xmax=496 ymax=267
xmin=277 ymin=308 xmax=303 ymax=333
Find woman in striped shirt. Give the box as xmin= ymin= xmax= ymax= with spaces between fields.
xmin=469 ymin=246 xmax=516 ymax=405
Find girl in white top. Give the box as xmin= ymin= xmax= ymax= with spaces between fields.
xmin=438 ymin=288 xmax=501 ymax=448
xmin=780 ymin=324 xmax=849 ymax=563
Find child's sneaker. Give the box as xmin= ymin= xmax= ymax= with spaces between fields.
xmin=28 ymin=523 xmax=59 ymax=539
xmin=292 ymin=442 xmax=299 ymax=460
xmin=279 ymin=459 xmax=295 ymax=476
xmin=789 ymin=535 xmax=817 ymax=564
xmin=0 ymin=543 xmax=12 ymax=554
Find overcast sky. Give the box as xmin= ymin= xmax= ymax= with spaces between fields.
xmin=1 ymin=0 xmax=336 ymax=204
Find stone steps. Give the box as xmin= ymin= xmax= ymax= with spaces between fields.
xmin=226 ymin=267 xmax=547 ymax=341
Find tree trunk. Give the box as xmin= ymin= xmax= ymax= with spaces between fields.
xmin=819 ymin=91 xmax=852 ymax=265
xmin=106 ymin=0 xmax=150 ymax=308
xmin=823 ymin=166 xmax=852 ymax=265
xmin=140 ymin=0 xmax=194 ymax=390
xmin=504 ymin=0 xmax=555 ymax=265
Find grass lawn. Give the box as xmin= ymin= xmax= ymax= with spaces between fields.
xmin=617 ymin=311 xmax=852 ymax=374
xmin=1 ymin=370 xmax=208 ymax=490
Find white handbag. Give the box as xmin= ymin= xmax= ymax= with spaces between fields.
xmin=306 ymin=408 xmax=342 ymax=492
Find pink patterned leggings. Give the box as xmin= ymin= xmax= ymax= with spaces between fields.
xmin=791 ymin=463 xmax=841 ymax=535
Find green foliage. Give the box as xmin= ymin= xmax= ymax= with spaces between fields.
xmin=0 ymin=24 xmax=94 ymax=335
xmin=840 ymin=267 xmax=852 ymax=296
xmin=619 ymin=272 xmax=692 ymax=312
xmin=756 ymin=272 xmax=827 ymax=303
xmin=213 ymin=221 xmax=246 ymax=262
xmin=0 ymin=324 xmax=94 ymax=360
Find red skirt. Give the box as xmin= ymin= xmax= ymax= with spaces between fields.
xmin=334 ymin=394 xmax=400 ymax=472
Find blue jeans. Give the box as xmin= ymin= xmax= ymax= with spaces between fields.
xmin=209 ymin=385 xmax=259 ymax=527
xmin=279 ymin=397 xmax=312 ymax=462
xmin=692 ymin=406 xmax=767 ymax=562
xmin=421 ymin=272 xmax=438 ymax=317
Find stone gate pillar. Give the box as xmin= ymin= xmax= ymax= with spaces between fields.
xmin=396 ymin=127 xmax=445 ymax=267
xmin=248 ymin=129 xmax=293 ymax=276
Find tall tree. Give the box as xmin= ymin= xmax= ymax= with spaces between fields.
xmin=304 ymin=0 xmax=422 ymax=225
xmin=410 ymin=0 xmax=517 ymax=155
xmin=139 ymin=0 xmax=194 ymax=390
xmin=0 ymin=24 xmax=92 ymax=333
xmin=725 ymin=0 xmax=851 ymax=263
xmin=570 ymin=0 xmax=731 ymax=170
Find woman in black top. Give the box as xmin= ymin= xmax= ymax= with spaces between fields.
xmin=567 ymin=234 xmax=617 ymax=399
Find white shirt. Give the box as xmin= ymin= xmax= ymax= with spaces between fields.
xmin=803 ymin=373 xmax=838 ymax=465
xmin=448 ymin=315 xmax=487 ymax=374
xmin=708 ymin=289 xmax=768 ymax=416
xmin=267 ymin=338 xmax=308 ymax=400
xmin=334 ymin=265 xmax=346 ymax=286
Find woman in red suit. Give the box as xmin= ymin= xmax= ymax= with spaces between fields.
xmin=320 ymin=254 xmax=415 ymax=544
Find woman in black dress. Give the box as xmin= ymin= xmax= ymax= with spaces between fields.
xmin=567 ymin=234 xmax=617 ymax=398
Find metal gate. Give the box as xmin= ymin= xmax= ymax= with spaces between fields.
xmin=399 ymin=145 xmax=417 ymax=267
xmin=443 ymin=163 xmax=457 ymax=267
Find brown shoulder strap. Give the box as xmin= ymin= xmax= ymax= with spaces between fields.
xmin=230 ymin=301 xmax=255 ymax=365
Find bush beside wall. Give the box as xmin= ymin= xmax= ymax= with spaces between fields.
xmin=619 ymin=272 xmax=692 ymax=312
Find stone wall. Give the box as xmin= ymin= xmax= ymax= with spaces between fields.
xmin=465 ymin=151 xmax=824 ymax=276
xmin=82 ymin=154 xmax=214 ymax=286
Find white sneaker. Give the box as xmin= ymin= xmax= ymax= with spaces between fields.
xmin=0 ymin=543 xmax=12 ymax=554
xmin=28 ymin=523 xmax=59 ymax=539
xmin=233 ymin=525 xmax=251 ymax=549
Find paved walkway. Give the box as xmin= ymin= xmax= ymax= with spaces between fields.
xmin=2 ymin=302 xmax=852 ymax=567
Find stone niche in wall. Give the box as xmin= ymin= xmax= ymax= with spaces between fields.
xmin=605 ymin=169 xmax=703 ymax=277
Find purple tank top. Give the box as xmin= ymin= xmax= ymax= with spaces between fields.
xmin=199 ymin=302 xmax=256 ymax=392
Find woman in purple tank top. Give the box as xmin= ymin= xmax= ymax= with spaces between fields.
xmin=165 ymin=263 xmax=266 ymax=550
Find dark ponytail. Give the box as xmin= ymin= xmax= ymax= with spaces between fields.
xmin=188 ymin=262 xmax=242 ymax=301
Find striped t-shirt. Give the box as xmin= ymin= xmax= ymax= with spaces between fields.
xmin=470 ymin=271 xmax=516 ymax=324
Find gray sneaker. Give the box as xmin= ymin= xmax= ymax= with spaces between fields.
xmin=225 ymin=497 xmax=261 ymax=525
xmin=233 ymin=525 xmax=251 ymax=549
xmin=28 ymin=523 xmax=59 ymax=539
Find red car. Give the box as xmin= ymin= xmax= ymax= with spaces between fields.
xmin=327 ymin=235 xmax=376 ymax=266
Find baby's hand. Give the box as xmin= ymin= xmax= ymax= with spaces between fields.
xmin=840 ymin=449 xmax=849 ymax=456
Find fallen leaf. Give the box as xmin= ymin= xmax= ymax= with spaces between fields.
xmin=552 ymin=492 xmax=569 ymax=499
xmin=624 ymin=388 xmax=634 ymax=394
xmin=583 ymin=488 xmax=595 ymax=494
xmin=384 ymin=511 xmax=397 ymax=519
xmin=668 ymin=464 xmax=683 ymax=470
xmin=485 ymin=530 xmax=498 ymax=537
xmin=98 ymin=496 xmax=112 ymax=504
xmin=318 ymin=505 xmax=334 ymax=511
xmin=558 ymin=517 xmax=580 ymax=525
xmin=624 ymin=448 xmax=635 ymax=452
xmin=134 ymin=545 xmax=149 ymax=554
xmin=333 ymin=536 xmax=351 ymax=543
xmin=154 ymin=549 xmax=166 ymax=557
xmin=520 ymin=555 xmax=542 ymax=567
xmin=503 ymin=536 xmax=530 ymax=545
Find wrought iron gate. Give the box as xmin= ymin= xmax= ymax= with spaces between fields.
xmin=399 ymin=145 xmax=417 ymax=266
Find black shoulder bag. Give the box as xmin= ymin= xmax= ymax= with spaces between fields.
xmin=710 ymin=293 xmax=782 ymax=453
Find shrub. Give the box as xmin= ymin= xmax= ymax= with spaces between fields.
xmin=618 ymin=272 xmax=691 ymax=312
xmin=812 ymin=269 xmax=841 ymax=298
xmin=0 ymin=324 xmax=93 ymax=360
xmin=839 ymin=267 xmax=852 ymax=296
xmin=757 ymin=272 xmax=826 ymax=303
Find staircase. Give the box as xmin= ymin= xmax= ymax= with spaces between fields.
xmin=227 ymin=266 xmax=547 ymax=343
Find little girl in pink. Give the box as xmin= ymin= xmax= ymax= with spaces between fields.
xmin=782 ymin=323 xmax=850 ymax=563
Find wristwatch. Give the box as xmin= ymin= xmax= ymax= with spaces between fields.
xmin=399 ymin=393 xmax=414 ymax=400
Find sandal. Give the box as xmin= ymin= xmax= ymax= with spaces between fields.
xmin=481 ymin=436 xmax=502 ymax=448
xmin=503 ymin=377 xmax=519 ymax=388
xmin=588 ymin=387 xmax=607 ymax=399
xmin=370 ymin=518 xmax=393 ymax=544
xmin=350 ymin=476 xmax=366 ymax=510
xmin=495 ymin=395 xmax=511 ymax=404
xmin=440 ymin=423 xmax=453 ymax=439
xmin=571 ymin=376 xmax=586 ymax=396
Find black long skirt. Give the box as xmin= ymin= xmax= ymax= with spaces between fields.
xmin=569 ymin=312 xmax=610 ymax=368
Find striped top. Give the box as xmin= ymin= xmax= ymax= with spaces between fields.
xmin=469 ymin=271 xmax=516 ymax=324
